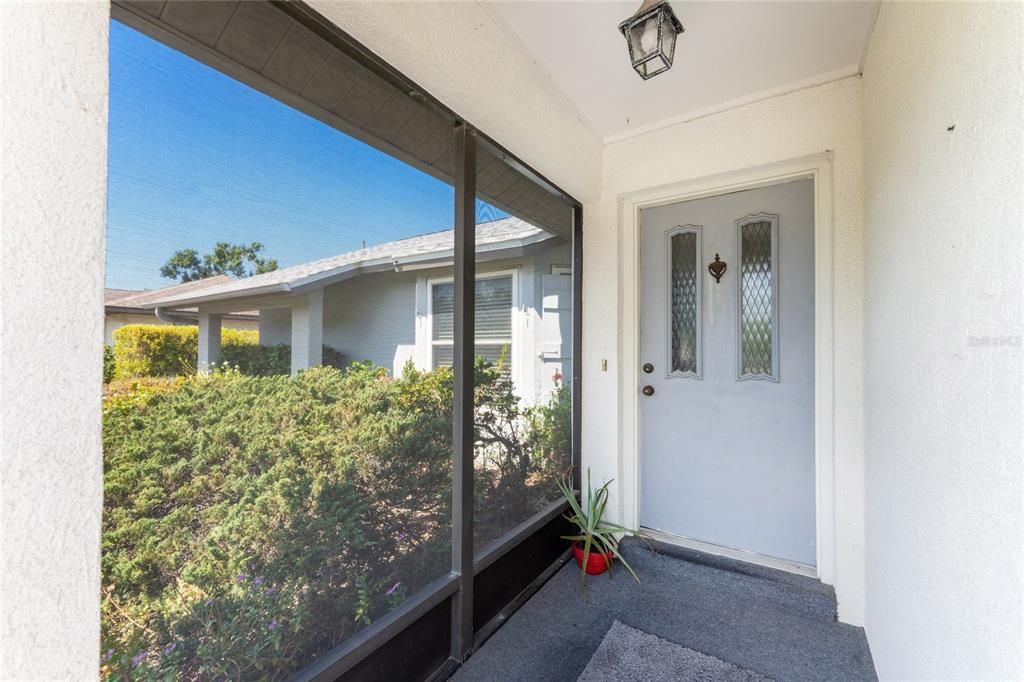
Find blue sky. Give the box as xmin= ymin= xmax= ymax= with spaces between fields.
xmin=106 ymin=20 xmax=504 ymax=291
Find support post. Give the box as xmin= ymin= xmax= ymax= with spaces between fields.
xmin=451 ymin=122 xmax=476 ymax=662
xmin=571 ymin=205 xmax=583 ymax=492
xmin=197 ymin=312 xmax=222 ymax=373
xmin=290 ymin=290 xmax=324 ymax=374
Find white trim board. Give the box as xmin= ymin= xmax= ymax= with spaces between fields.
xmin=617 ymin=152 xmax=836 ymax=586
xmin=642 ymin=527 xmax=817 ymax=579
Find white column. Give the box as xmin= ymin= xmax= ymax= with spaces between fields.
xmin=2 ymin=4 xmax=109 ymax=676
xmin=197 ymin=312 xmax=222 ymax=372
xmin=290 ymin=289 xmax=324 ymax=374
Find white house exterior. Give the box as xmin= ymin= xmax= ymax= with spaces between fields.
xmin=145 ymin=217 xmax=572 ymax=404
xmin=3 ymin=2 xmax=1021 ymax=680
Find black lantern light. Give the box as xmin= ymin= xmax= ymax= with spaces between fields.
xmin=618 ymin=0 xmax=685 ymax=81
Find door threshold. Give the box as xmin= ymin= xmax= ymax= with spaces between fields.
xmin=641 ymin=527 xmax=817 ymax=578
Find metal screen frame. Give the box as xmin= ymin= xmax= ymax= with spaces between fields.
xmin=108 ymin=2 xmax=584 ymax=680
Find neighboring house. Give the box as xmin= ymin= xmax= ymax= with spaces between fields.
xmin=146 ymin=217 xmax=572 ymax=405
xmin=104 ymin=276 xmax=258 ymax=345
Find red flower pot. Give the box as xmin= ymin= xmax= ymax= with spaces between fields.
xmin=572 ymin=542 xmax=614 ymax=575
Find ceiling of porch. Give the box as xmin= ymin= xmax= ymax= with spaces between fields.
xmin=489 ymin=1 xmax=879 ymax=141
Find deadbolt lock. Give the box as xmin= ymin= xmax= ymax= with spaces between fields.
xmin=642 ymin=362 xmax=654 ymax=374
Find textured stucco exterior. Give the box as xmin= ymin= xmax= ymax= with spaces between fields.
xmin=862 ymin=3 xmax=1024 ymax=678
xmin=1 ymin=2 xmax=109 ymax=678
xmin=587 ymin=76 xmax=866 ymax=624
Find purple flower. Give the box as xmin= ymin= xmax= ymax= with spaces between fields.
xmin=162 ymin=643 xmax=176 ymax=656
xmin=397 ymin=532 xmax=406 ymax=541
xmin=235 ymin=573 xmax=248 ymax=583
xmin=102 ymin=649 xmax=114 ymax=663
xmin=265 ymin=586 xmax=277 ymax=596
xmin=386 ymin=582 xmax=401 ymax=597
xmin=268 ymin=619 xmax=280 ymax=631
xmin=131 ymin=651 xmax=147 ymax=668
xmin=253 ymin=576 xmax=264 ymax=587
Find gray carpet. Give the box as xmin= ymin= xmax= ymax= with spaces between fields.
xmin=578 ymin=620 xmax=771 ymax=682
xmin=453 ymin=539 xmax=876 ymax=681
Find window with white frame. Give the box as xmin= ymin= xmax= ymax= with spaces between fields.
xmin=431 ymin=274 xmax=514 ymax=371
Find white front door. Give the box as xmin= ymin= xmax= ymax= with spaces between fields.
xmin=639 ymin=179 xmax=816 ymax=567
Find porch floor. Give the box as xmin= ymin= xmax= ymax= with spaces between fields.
xmin=454 ymin=540 xmax=876 ymax=681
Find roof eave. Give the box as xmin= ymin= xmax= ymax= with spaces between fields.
xmin=142 ymin=232 xmax=561 ymax=309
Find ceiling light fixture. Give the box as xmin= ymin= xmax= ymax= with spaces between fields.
xmin=618 ymin=0 xmax=685 ymax=81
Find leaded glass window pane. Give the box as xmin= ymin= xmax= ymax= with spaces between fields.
xmin=740 ymin=220 xmax=775 ymax=378
xmin=670 ymin=231 xmax=698 ymax=374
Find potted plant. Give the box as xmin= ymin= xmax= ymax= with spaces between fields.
xmin=557 ymin=469 xmax=645 ymax=585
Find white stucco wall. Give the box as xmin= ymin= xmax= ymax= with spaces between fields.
xmin=587 ymin=77 xmax=866 ymax=624
xmin=323 ymin=270 xmax=420 ymax=373
xmin=1 ymin=2 xmax=109 ymax=678
xmin=862 ymin=3 xmax=1024 ymax=679
xmin=259 ymin=307 xmax=293 ymax=347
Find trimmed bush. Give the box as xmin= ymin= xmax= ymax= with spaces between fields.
xmin=113 ymin=324 xmax=258 ymax=378
xmin=113 ymin=324 xmax=349 ymax=379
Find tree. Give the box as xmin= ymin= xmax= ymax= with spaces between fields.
xmin=160 ymin=241 xmax=278 ymax=282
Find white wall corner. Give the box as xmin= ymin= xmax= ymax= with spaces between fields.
xmin=861 ymin=2 xmax=1024 ymax=678
xmin=0 ymin=2 xmax=109 ymax=678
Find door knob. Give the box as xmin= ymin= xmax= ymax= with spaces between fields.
xmin=641 ymin=385 xmax=655 ymax=396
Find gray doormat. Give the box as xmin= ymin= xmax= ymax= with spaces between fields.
xmin=578 ymin=620 xmax=771 ymax=681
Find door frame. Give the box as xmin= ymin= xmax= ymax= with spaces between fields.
xmin=618 ymin=152 xmax=836 ymax=583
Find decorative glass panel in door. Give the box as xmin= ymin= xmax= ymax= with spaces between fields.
xmin=668 ymin=227 xmax=701 ymax=377
xmin=738 ymin=215 xmax=779 ymax=380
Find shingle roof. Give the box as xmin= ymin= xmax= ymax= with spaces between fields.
xmin=105 ymin=288 xmax=142 ymax=306
xmin=106 ymin=276 xmax=257 ymax=318
xmin=106 ymin=276 xmax=235 ymax=310
xmin=146 ymin=217 xmax=555 ymax=309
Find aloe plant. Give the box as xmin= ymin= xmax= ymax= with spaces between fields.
xmin=557 ymin=469 xmax=645 ymax=586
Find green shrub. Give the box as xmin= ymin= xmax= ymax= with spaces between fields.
xmin=113 ymin=324 xmax=258 ymax=378
xmin=102 ymin=364 xmax=454 ymax=679
xmin=219 ymin=344 xmax=347 ymax=376
xmin=101 ymin=361 xmax=568 ymax=679
xmin=103 ymin=345 xmax=116 ymax=384
xmin=219 ymin=342 xmax=291 ymax=376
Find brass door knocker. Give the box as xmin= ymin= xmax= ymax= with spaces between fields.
xmin=708 ymin=254 xmax=727 ymax=283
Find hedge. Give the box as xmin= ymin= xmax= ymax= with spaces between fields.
xmin=101 ymin=361 xmax=570 ymax=679
xmin=113 ymin=324 xmax=349 ymax=379
xmin=113 ymin=324 xmax=258 ymax=378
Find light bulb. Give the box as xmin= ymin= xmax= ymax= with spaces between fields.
xmin=639 ymin=17 xmax=658 ymax=54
